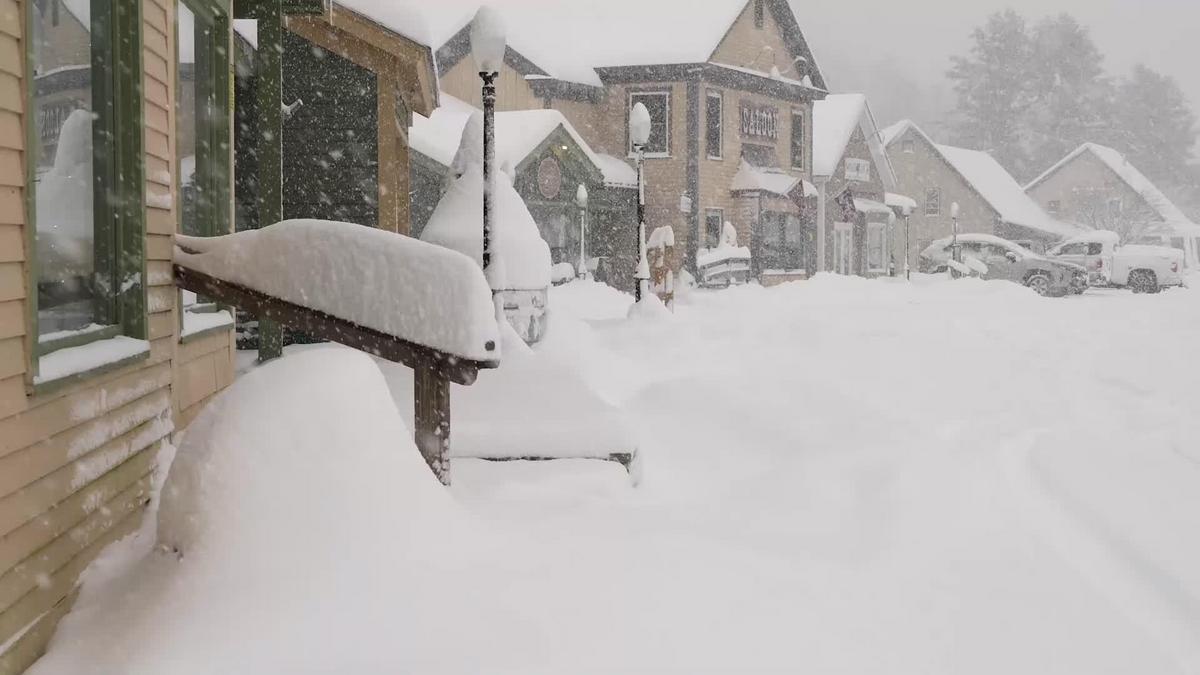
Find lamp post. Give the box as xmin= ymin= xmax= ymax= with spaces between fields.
xmin=576 ymin=184 xmax=589 ymax=280
xmin=629 ymin=102 xmax=652 ymax=302
xmin=950 ymin=201 xmax=961 ymax=278
xmin=471 ymin=7 xmax=506 ymax=285
xmin=898 ymin=202 xmax=914 ymax=281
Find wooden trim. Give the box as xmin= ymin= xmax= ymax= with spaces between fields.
xmin=173 ymin=265 xmax=497 ymax=385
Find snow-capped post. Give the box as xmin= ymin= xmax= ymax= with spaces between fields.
xmin=899 ymin=202 xmax=914 ymax=281
xmin=950 ymin=201 xmax=962 ymax=278
xmin=471 ymin=6 xmax=506 ymax=285
xmin=576 ymin=183 xmax=589 ymax=280
xmin=630 ymin=102 xmax=652 ymax=302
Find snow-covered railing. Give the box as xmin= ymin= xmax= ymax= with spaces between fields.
xmin=174 ymin=220 xmax=501 ymax=484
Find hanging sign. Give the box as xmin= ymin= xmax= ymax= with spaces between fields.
xmin=740 ymin=103 xmax=778 ymax=141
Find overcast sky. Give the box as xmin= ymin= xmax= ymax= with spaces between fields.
xmin=792 ymin=0 xmax=1200 ymax=156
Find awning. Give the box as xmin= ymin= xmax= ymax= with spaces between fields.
xmin=731 ymin=160 xmax=816 ymax=198
xmin=884 ymin=192 xmax=916 ymax=212
xmin=854 ymin=198 xmax=893 ymax=216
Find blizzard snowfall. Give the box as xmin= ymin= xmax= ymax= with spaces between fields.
xmin=30 ymin=275 xmax=1200 ymax=674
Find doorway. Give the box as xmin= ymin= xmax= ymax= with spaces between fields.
xmin=834 ymin=222 xmax=853 ymax=275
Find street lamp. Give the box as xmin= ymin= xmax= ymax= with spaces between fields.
xmin=950 ymin=201 xmax=961 ymax=278
xmin=898 ymin=202 xmax=914 ymax=280
xmin=576 ymin=184 xmax=589 ymax=280
xmin=471 ymin=6 xmax=506 ymax=285
xmin=629 ymin=102 xmax=651 ymax=302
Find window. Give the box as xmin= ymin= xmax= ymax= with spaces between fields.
xmin=629 ymin=91 xmax=670 ymax=157
xmin=705 ymin=208 xmax=724 ymax=249
xmin=706 ymin=90 xmax=723 ymax=160
xmin=754 ymin=0 xmax=764 ymax=28
xmin=1057 ymin=243 xmax=1089 ymax=256
xmin=1047 ymin=200 xmax=1061 ymax=216
xmin=867 ymin=223 xmax=887 ymax=272
xmin=925 ymin=187 xmax=942 ymax=216
xmin=845 ymin=158 xmax=871 ymax=182
xmin=901 ymin=139 xmax=915 ymax=154
xmin=178 ymin=0 xmax=231 ymax=239
xmin=790 ymin=110 xmax=804 ymax=170
xmin=1107 ymin=198 xmax=1123 ymax=215
xmin=30 ymin=0 xmax=146 ymax=359
xmin=760 ymin=212 xmax=805 ymax=271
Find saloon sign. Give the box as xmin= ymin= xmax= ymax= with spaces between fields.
xmin=740 ymin=103 xmax=778 ymax=141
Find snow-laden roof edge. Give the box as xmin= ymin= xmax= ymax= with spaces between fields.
xmin=813 ymin=94 xmax=897 ymax=190
xmin=1024 ymin=143 xmax=1196 ymax=227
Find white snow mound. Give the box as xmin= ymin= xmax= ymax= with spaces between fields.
xmin=177 ymin=219 xmax=499 ymax=361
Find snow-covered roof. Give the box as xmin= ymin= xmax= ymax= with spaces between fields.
xmin=1025 ymin=143 xmax=1196 ymax=227
xmin=731 ymin=161 xmax=816 ymax=197
xmin=706 ymin=62 xmax=823 ymax=93
xmin=425 ymin=0 xmax=813 ymax=87
xmin=853 ymin=198 xmax=892 ymax=217
xmin=885 ymin=192 xmax=917 ymax=212
xmin=812 ymin=94 xmax=896 ymax=189
xmin=411 ymin=94 xmax=635 ymax=188
xmin=936 ymin=144 xmax=1081 ymax=239
xmin=882 ymin=120 xmax=1079 ymax=239
xmin=334 ymin=0 xmax=434 ymax=47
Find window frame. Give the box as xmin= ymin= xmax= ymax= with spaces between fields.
xmin=705 ymin=89 xmax=723 ymax=160
xmin=901 ymin=139 xmax=915 ymax=154
xmin=26 ymin=0 xmax=147 ymax=380
xmin=845 ymin=158 xmax=871 ymax=182
xmin=704 ymin=208 xmax=724 ymax=249
xmin=925 ymin=187 xmax=942 ymax=216
xmin=790 ymin=108 xmax=804 ymax=170
xmin=866 ymin=222 xmax=887 ymax=273
xmin=627 ymin=90 xmax=671 ymax=159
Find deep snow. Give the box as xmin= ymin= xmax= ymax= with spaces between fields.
xmin=29 ymin=275 xmax=1200 ymax=674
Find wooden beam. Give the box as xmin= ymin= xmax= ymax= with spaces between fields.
xmin=414 ymin=367 xmax=451 ymax=484
xmin=174 ymin=265 xmax=497 ymax=385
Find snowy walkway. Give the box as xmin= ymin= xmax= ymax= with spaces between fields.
xmin=30 ymin=275 xmax=1200 ymax=674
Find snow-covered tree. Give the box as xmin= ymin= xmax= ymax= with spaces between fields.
xmin=947 ymin=10 xmax=1033 ymax=179
xmin=1111 ymin=64 xmax=1198 ymax=189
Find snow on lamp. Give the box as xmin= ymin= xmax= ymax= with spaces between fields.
xmin=470 ymin=6 xmax=506 ymax=74
xmin=471 ymin=6 xmax=507 ymax=287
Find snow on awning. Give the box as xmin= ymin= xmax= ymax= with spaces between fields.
xmin=593 ymin=153 xmax=638 ymax=189
xmin=731 ymin=161 xmax=815 ymax=198
xmin=885 ymin=192 xmax=917 ymax=212
xmin=854 ymin=198 xmax=893 ymax=216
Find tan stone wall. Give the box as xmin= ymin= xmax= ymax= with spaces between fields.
xmin=886 ymin=127 xmax=997 ymax=272
xmin=0 ymin=2 xmax=235 ymax=671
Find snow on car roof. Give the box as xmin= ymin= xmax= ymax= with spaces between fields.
xmin=1025 ymin=143 xmax=1196 ymax=227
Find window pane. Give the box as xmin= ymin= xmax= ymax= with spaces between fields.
xmin=790 ymin=112 xmax=803 ymax=168
xmin=33 ymin=0 xmax=98 ymax=336
xmin=631 ymin=93 xmax=669 ymax=155
xmin=178 ymin=1 xmax=217 ymax=237
xmin=705 ymin=209 xmax=722 ymax=249
xmin=705 ymin=93 xmax=721 ymax=158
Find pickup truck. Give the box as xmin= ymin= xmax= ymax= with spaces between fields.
xmin=1048 ymin=231 xmax=1186 ymax=293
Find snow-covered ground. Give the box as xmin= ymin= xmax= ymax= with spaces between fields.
xmin=31 ymin=275 xmax=1200 ymax=674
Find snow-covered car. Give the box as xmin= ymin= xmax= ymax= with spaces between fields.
xmin=1048 ymin=231 xmax=1186 ymax=293
xmin=919 ymin=234 xmax=1087 ymax=297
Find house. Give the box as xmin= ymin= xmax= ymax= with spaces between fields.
xmin=413 ymin=0 xmax=829 ymax=287
xmin=2 ymin=1 xmax=439 ymax=671
xmin=881 ymin=120 xmax=1081 ymax=271
xmin=1025 ymin=143 xmax=1200 ymax=268
xmin=408 ymin=94 xmax=637 ymax=285
xmin=811 ymin=94 xmax=901 ymax=279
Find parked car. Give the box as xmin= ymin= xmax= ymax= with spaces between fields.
xmin=1048 ymin=231 xmax=1186 ymax=293
xmin=919 ymin=234 xmax=1087 ymax=297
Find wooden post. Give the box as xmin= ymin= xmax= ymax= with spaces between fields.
xmin=414 ymin=366 xmax=451 ymax=485
xmin=256 ymin=0 xmax=284 ymax=362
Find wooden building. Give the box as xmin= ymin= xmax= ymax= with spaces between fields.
xmin=420 ymin=0 xmax=828 ymax=286
xmin=881 ymin=120 xmax=1081 ymax=272
xmin=1025 ymin=143 xmax=1200 ymax=269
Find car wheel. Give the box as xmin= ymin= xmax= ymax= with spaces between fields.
xmin=1129 ymin=270 xmax=1158 ymax=294
xmin=1025 ymin=273 xmax=1051 ymax=296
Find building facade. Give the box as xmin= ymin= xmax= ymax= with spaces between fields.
xmin=433 ymin=0 xmax=828 ymax=285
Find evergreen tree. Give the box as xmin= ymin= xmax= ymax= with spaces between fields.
xmin=1025 ymin=15 xmax=1115 ymax=180
xmin=947 ymin=10 xmax=1033 ymax=178
xmin=1111 ymin=64 xmax=1197 ymax=188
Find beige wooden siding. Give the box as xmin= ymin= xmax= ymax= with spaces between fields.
xmin=710 ymin=1 xmax=801 ymax=78
xmin=0 ymin=0 xmax=233 ymax=671
xmin=440 ymin=58 xmax=542 ymax=111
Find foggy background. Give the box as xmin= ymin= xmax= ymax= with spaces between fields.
xmin=794 ymin=0 xmax=1199 ymax=156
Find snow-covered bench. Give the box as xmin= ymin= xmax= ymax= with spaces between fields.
xmin=175 ymin=220 xmax=501 ymax=484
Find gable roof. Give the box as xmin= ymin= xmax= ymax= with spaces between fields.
xmin=883 ymin=120 xmax=1080 ymax=239
xmin=812 ymin=94 xmax=896 ymax=189
xmin=410 ymin=94 xmax=636 ymax=188
xmin=424 ymin=0 xmax=824 ymax=88
xmin=1024 ymin=143 xmax=1195 ymax=226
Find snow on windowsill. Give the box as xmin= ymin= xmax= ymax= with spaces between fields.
xmin=181 ymin=309 xmax=235 ymax=342
xmin=35 ymin=335 xmax=150 ymax=388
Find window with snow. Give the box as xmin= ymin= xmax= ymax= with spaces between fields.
xmin=925 ymin=188 xmax=942 ymax=216
xmin=790 ymin=110 xmax=805 ymax=170
xmin=845 ymin=158 xmax=871 ymax=182
xmin=706 ymin=91 xmax=723 ymax=159
xmin=629 ymin=91 xmax=671 ymax=157
xmin=902 ymin=139 xmax=915 ymax=154
xmin=177 ymin=0 xmax=232 ymax=239
xmin=705 ymin=209 xmax=725 ymax=249
xmin=30 ymin=0 xmax=146 ymax=358
xmin=1047 ymin=200 xmax=1061 ymax=216
xmin=760 ymin=212 xmax=806 ymax=271
xmin=867 ymin=223 xmax=887 ymax=272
